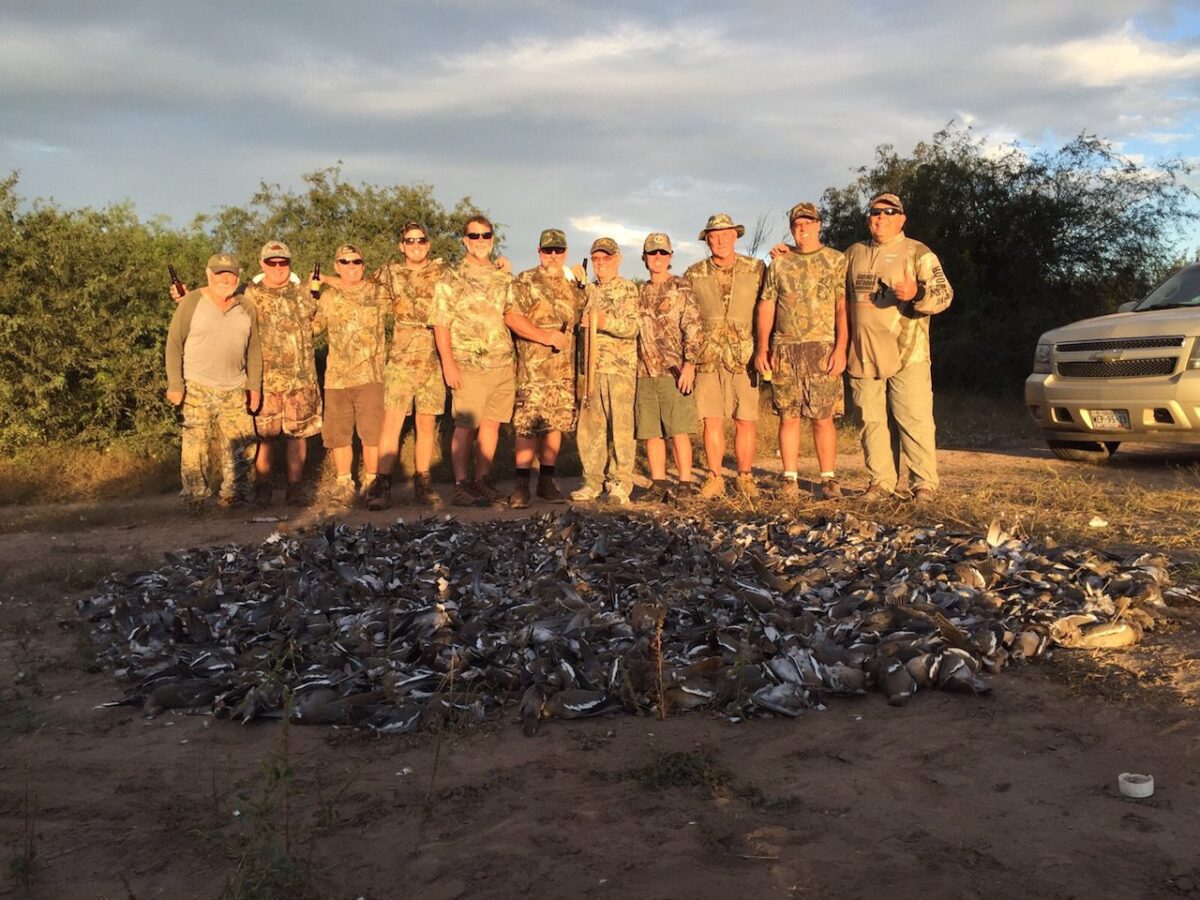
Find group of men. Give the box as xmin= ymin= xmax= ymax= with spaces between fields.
xmin=164 ymin=192 xmax=952 ymax=512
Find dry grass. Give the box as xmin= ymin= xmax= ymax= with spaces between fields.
xmin=0 ymin=443 xmax=177 ymax=506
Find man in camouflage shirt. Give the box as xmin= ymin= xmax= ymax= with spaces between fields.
xmin=429 ymin=214 xmax=516 ymax=507
xmin=242 ymin=240 xmax=320 ymax=507
xmin=313 ymin=244 xmax=388 ymax=508
xmin=363 ymin=222 xmax=448 ymax=510
xmin=843 ymin=192 xmax=952 ymax=501
xmin=685 ymin=213 xmax=766 ymax=500
xmin=755 ymin=203 xmax=848 ymax=501
xmin=636 ymin=232 xmax=701 ymax=504
xmin=571 ymin=237 xmax=640 ymax=506
xmin=503 ymin=228 xmax=583 ymax=508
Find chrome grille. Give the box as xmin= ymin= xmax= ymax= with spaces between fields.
xmin=1057 ymin=358 xmax=1177 ymax=378
xmin=1057 ymin=336 xmax=1183 ymax=352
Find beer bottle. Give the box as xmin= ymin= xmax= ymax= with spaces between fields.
xmin=168 ymin=264 xmax=186 ymax=300
xmin=309 ymin=263 xmax=321 ymax=299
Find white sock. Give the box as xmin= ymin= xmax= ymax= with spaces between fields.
xmin=783 ymin=471 xmax=798 ymax=481
xmin=820 ymin=471 xmax=836 ymax=480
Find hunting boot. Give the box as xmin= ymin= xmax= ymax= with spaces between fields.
xmin=476 ymin=478 xmax=507 ymax=507
xmin=779 ymin=476 xmax=800 ymax=500
xmin=536 ymin=474 xmax=567 ymax=504
xmin=284 ymin=481 xmax=307 ymax=507
xmin=451 ymin=480 xmax=486 ymax=507
xmin=509 ymin=480 xmax=531 ymax=509
xmin=818 ymin=477 xmax=842 ymax=500
xmin=735 ymin=472 xmax=759 ymax=499
xmin=413 ymin=472 xmax=442 ymax=508
xmin=253 ymin=480 xmax=273 ymax=508
xmin=698 ymin=474 xmax=725 ymax=500
xmin=366 ymin=473 xmax=392 ymax=510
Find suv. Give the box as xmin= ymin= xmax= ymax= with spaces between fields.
xmin=1025 ymin=262 xmax=1200 ymax=461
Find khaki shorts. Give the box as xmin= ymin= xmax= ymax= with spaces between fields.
xmin=695 ymin=368 xmax=759 ymax=422
xmin=322 ymin=382 xmax=384 ymax=448
xmin=384 ymin=361 xmax=446 ymax=417
xmin=256 ymin=385 xmax=322 ymax=439
xmin=635 ymin=376 xmax=698 ymax=440
xmin=452 ymin=366 xmax=515 ymax=428
xmin=771 ymin=342 xmax=844 ymax=420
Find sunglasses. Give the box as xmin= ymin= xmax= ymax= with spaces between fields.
xmin=540 ymin=247 xmax=566 ymax=255
xmin=868 ymin=208 xmax=903 ymax=217
xmin=644 ymin=249 xmax=672 ymax=256
xmin=402 ymin=236 xmax=429 ymax=245
xmin=262 ymin=259 xmax=289 ymax=267
xmin=337 ymin=258 xmax=365 ymax=265
xmin=465 ymin=231 xmax=494 ymax=240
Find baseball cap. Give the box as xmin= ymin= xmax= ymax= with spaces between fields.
xmin=207 ymin=253 xmax=240 ymax=275
xmin=869 ymin=193 xmax=904 ymax=213
xmin=538 ymin=228 xmax=567 ymax=250
xmin=335 ymin=244 xmax=364 ymax=260
xmin=590 ymin=237 xmax=619 ymax=256
xmin=259 ymin=240 xmax=291 ymax=262
xmin=698 ymin=213 xmax=745 ymax=240
xmin=643 ymin=232 xmax=673 ymax=253
xmin=788 ymin=202 xmax=820 ymax=222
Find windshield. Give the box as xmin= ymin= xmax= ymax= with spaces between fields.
xmin=1135 ymin=265 xmax=1200 ymax=311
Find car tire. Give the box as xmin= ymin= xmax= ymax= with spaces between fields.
xmin=1046 ymin=440 xmax=1121 ymax=463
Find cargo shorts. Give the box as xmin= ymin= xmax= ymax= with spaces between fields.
xmin=256 ymin=385 xmax=323 ymax=439
xmin=695 ymin=367 xmax=759 ymax=422
xmin=452 ymin=365 xmax=515 ymax=428
xmin=635 ymin=376 xmax=698 ymax=440
xmin=384 ymin=360 xmax=447 ymax=417
xmin=771 ymin=341 xmax=844 ymax=420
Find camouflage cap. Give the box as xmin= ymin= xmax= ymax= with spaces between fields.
xmin=538 ymin=228 xmax=567 ymax=250
xmin=590 ymin=237 xmax=620 ymax=256
xmin=207 ymin=253 xmax=241 ymax=275
xmin=259 ymin=240 xmax=291 ymax=262
xmin=335 ymin=244 xmax=364 ymax=261
xmin=642 ymin=232 xmax=673 ymax=253
xmin=788 ymin=202 xmax=820 ymax=223
xmin=698 ymin=213 xmax=745 ymax=240
xmin=868 ymin=192 xmax=904 ymax=213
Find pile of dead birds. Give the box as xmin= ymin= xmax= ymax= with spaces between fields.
xmin=78 ymin=510 xmax=1194 ymax=734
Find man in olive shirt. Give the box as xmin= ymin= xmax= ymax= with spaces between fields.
xmin=165 ymin=253 xmax=262 ymax=512
xmin=685 ymin=213 xmax=766 ymax=500
xmin=844 ymin=193 xmax=953 ymax=500
xmin=504 ymin=228 xmax=582 ymax=508
xmin=755 ymin=203 xmax=848 ymax=500
xmin=429 ymin=215 xmax=516 ymax=507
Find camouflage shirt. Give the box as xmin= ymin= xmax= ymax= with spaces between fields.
xmin=314 ymin=281 xmax=388 ymax=389
xmin=582 ymin=277 xmax=639 ymax=375
xmin=511 ymin=265 xmax=585 ymax=387
xmin=242 ymin=282 xmax=317 ymax=393
xmin=761 ymin=246 xmax=847 ymax=345
xmin=844 ymin=233 xmax=953 ymax=378
xmin=376 ymin=258 xmax=446 ymax=374
xmin=637 ymin=275 xmax=702 ymax=378
xmin=684 ymin=254 xmax=765 ymax=373
xmin=429 ymin=261 xmax=515 ymax=370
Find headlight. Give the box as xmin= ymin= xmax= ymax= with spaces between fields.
xmin=1032 ymin=341 xmax=1052 ymax=374
xmin=1187 ymin=338 xmax=1200 ymax=371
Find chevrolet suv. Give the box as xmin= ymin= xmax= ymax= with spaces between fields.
xmin=1025 ymin=261 xmax=1200 ymax=461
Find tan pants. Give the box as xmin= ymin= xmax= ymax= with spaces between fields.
xmin=849 ymin=361 xmax=938 ymax=492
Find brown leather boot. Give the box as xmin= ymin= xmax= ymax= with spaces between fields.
xmin=413 ymin=472 xmax=443 ymax=508
xmin=536 ymin=476 xmax=567 ymax=503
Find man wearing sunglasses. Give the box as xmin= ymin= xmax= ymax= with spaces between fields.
xmin=430 ymin=215 xmax=516 ymax=507
xmin=844 ymin=192 xmax=953 ymax=501
xmin=755 ymin=204 xmax=848 ymax=501
xmin=503 ymin=228 xmax=583 ymax=508
xmin=313 ymin=245 xmax=388 ymax=508
xmin=635 ymin=232 xmax=702 ymax=503
xmin=363 ymin=222 xmax=449 ymax=510
xmin=241 ymin=240 xmax=321 ymax=507
xmin=685 ymin=213 xmax=766 ymax=500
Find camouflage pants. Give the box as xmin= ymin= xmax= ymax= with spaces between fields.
xmin=576 ymin=372 xmax=636 ymax=493
xmin=179 ymin=382 xmax=257 ymax=501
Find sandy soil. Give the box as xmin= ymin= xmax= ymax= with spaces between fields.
xmin=1 ymin=441 xmax=1198 ymax=899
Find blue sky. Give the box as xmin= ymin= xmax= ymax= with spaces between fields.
xmin=1 ymin=0 xmax=1198 ymax=270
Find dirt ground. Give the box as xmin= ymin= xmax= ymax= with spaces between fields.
xmin=1 ymin=442 xmax=1199 ymax=899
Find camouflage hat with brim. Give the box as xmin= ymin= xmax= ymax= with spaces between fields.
xmin=698 ymin=213 xmax=745 ymax=240
xmin=259 ymin=240 xmax=292 ymax=262
xmin=538 ymin=228 xmax=567 ymax=250
xmin=590 ymin=237 xmax=620 ymax=256
xmin=868 ymin=193 xmax=904 ymax=213
xmin=207 ymin=253 xmax=241 ymax=275
xmin=642 ymin=232 xmax=673 ymax=253
xmin=788 ymin=202 xmax=820 ymax=223
xmin=335 ymin=244 xmax=364 ymax=261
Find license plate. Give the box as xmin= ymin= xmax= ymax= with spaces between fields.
xmin=1089 ymin=409 xmax=1130 ymax=430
